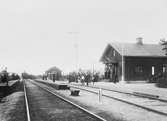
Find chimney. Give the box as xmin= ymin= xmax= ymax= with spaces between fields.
xmin=136 ymin=37 xmax=143 ymax=45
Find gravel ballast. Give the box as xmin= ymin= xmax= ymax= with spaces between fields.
xmin=36 ymin=79 xmax=167 ymax=121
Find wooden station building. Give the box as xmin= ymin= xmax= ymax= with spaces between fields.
xmin=100 ymin=38 xmax=167 ymax=82
xmin=45 ymin=66 xmax=62 ymax=81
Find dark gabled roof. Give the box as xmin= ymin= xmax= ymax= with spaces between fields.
xmin=100 ymin=42 xmax=167 ymax=63
xmin=110 ymin=42 xmax=167 ymax=57
xmin=46 ymin=66 xmax=61 ymax=73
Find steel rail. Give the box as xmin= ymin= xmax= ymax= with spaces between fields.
xmin=69 ymin=85 xmax=167 ymax=117
xmin=35 ymin=80 xmax=167 ymax=116
xmin=30 ymin=80 xmax=107 ymax=121
xmin=23 ymin=79 xmax=31 ymax=121
xmin=71 ymin=83 xmax=167 ymax=102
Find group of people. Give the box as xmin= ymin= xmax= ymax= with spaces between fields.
xmin=68 ymin=71 xmax=100 ymax=86
xmin=105 ymin=64 xmax=119 ymax=83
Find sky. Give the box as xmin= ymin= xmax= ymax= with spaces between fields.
xmin=0 ymin=0 xmax=167 ymax=75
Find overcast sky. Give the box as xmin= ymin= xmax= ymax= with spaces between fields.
xmin=0 ymin=0 xmax=167 ymax=74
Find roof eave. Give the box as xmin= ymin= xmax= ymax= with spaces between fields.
xmin=123 ymin=55 xmax=167 ymax=58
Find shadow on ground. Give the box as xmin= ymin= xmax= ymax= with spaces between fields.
xmin=0 ymin=81 xmax=24 ymax=102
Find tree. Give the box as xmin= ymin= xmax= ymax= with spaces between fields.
xmin=155 ymin=38 xmax=167 ymax=88
xmin=1 ymin=71 xmax=9 ymax=86
xmin=160 ymin=38 xmax=167 ymax=55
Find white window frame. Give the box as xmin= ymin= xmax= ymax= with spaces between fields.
xmin=152 ymin=66 xmax=155 ymax=75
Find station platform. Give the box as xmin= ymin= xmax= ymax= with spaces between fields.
xmin=0 ymin=80 xmax=18 ymax=87
xmin=76 ymin=81 xmax=167 ymax=101
xmin=41 ymin=79 xmax=167 ymax=101
xmin=37 ymin=79 xmax=167 ymax=101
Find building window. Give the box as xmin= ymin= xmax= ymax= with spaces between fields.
xmin=152 ymin=66 xmax=155 ymax=75
xmin=113 ymin=50 xmax=116 ymax=56
xmin=163 ymin=64 xmax=167 ymax=73
xmin=163 ymin=67 xmax=165 ymax=73
xmin=135 ymin=66 xmax=143 ymax=73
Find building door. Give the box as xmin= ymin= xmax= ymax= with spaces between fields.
xmin=104 ymin=64 xmax=111 ymax=79
xmin=134 ymin=65 xmax=144 ymax=80
xmin=111 ymin=63 xmax=118 ymax=83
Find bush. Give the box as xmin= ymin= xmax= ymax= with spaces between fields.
xmin=156 ymin=78 xmax=167 ymax=88
xmin=68 ymin=72 xmax=78 ymax=83
xmin=148 ymin=73 xmax=163 ymax=83
xmin=155 ymin=72 xmax=167 ymax=88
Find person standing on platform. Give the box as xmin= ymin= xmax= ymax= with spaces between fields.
xmin=53 ymin=74 xmax=56 ymax=82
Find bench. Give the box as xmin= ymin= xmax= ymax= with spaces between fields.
xmin=70 ymin=89 xmax=80 ymax=96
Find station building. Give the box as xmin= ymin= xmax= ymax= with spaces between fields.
xmin=100 ymin=38 xmax=167 ymax=82
xmin=45 ymin=66 xmax=62 ymax=81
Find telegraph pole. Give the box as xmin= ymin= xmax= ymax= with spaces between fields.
xmin=67 ymin=31 xmax=79 ymax=72
xmin=74 ymin=40 xmax=79 ymax=72
xmin=121 ymin=43 xmax=125 ymax=83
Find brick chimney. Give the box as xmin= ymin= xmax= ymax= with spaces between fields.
xmin=136 ymin=37 xmax=143 ymax=45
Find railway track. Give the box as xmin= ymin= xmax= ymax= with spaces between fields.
xmin=82 ymin=84 xmax=167 ymax=102
xmin=24 ymin=79 xmax=107 ymax=121
xmin=68 ymin=83 xmax=167 ymax=117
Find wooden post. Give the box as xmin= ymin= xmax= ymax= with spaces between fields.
xmin=121 ymin=43 xmax=125 ymax=83
xmin=98 ymin=88 xmax=102 ymax=103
